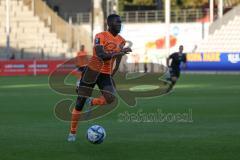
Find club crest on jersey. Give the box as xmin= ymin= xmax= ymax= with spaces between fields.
xmin=95 ymin=38 xmax=100 ymax=45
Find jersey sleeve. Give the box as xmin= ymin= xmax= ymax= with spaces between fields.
xmin=94 ymin=33 xmax=105 ymax=47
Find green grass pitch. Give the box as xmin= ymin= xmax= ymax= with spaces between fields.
xmin=0 ymin=74 xmax=240 ymax=160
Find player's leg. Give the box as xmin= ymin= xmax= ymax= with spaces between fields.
xmin=68 ymin=68 xmax=97 ymax=141
xmin=171 ymin=69 xmax=181 ymax=86
xmin=70 ymin=94 xmax=91 ymax=134
xmin=86 ymin=95 xmax=107 ymax=106
xmin=164 ymin=69 xmax=179 ymax=93
xmin=68 ymin=99 xmax=85 ymax=141
xmin=170 ymin=76 xmax=178 ymax=86
xmin=86 ymin=75 xmax=116 ymax=106
xmin=75 ymin=66 xmax=86 ymax=93
xmin=88 ymin=74 xmax=116 ymax=106
xmin=98 ymin=74 xmax=116 ymax=105
xmin=68 ymin=83 xmax=95 ymax=142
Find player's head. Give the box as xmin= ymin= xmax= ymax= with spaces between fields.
xmin=107 ymin=14 xmax=121 ymax=35
xmin=179 ymin=45 xmax=184 ymax=53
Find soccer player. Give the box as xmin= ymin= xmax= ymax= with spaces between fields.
xmin=166 ymin=45 xmax=187 ymax=88
xmin=67 ymin=14 xmax=132 ymax=142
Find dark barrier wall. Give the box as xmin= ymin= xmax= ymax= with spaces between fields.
xmin=1 ymin=52 xmax=240 ymax=76
xmin=186 ymin=52 xmax=240 ymax=71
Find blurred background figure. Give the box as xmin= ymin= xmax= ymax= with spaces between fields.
xmin=144 ymin=52 xmax=149 ymax=73
xmin=76 ymin=44 xmax=88 ymax=71
xmin=9 ymin=52 xmax=15 ymax=60
xmin=132 ymin=53 xmax=140 ymax=72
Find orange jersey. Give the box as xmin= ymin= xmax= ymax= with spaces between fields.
xmin=76 ymin=51 xmax=88 ymax=67
xmin=88 ymin=31 xmax=126 ymax=74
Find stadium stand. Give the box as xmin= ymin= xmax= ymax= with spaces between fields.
xmin=196 ymin=4 xmax=240 ymax=53
xmin=0 ymin=0 xmax=72 ymax=59
xmin=225 ymin=0 xmax=240 ymax=8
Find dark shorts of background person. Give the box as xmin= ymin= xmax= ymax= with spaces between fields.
xmin=76 ymin=67 xmax=116 ymax=111
xmin=170 ymin=68 xmax=181 ymax=78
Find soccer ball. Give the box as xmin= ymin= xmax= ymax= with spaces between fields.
xmin=86 ymin=125 xmax=106 ymax=144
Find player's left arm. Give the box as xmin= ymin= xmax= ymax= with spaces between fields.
xmin=112 ymin=56 xmax=122 ymax=76
xmin=182 ymin=54 xmax=187 ymax=69
xmin=112 ymin=40 xmax=128 ymax=76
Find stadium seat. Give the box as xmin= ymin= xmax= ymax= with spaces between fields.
xmin=0 ymin=0 xmax=69 ymax=58
xmin=196 ymin=5 xmax=240 ymax=53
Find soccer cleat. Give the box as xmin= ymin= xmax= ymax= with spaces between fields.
xmin=85 ymin=97 xmax=93 ymax=106
xmin=67 ymin=133 xmax=76 ymax=142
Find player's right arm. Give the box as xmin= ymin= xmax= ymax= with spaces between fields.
xmin=166 ymin=53 xmax=174 ymax=67
xmin=166 ymin=56 xmax=171 ymax=67
xmin=166 ymin=57 xmax=170 ymax=67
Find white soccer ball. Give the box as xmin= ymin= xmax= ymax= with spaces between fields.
xmin=86 ymin=125 xmax=106 ymax=144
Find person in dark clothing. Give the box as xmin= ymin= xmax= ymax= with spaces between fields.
xmin=166 ymin=45 xmax=187 ymax=87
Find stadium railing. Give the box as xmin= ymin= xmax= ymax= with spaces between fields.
xmin=120 ymin=9 xmax=209 ymax=23
xmin=63 ymin=9 xmax=210 ymax=24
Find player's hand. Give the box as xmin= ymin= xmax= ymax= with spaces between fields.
xmin=121 ymin=47 xmax=132 ymax=53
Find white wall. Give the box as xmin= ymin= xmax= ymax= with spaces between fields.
xmin=120 ymin=22 xmax=209 ymax=63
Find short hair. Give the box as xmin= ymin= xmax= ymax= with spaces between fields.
xmin=107 ymin=14 xmax=120 ymax=24
xmin=179 ymin=45 xmax=184 ymax=48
